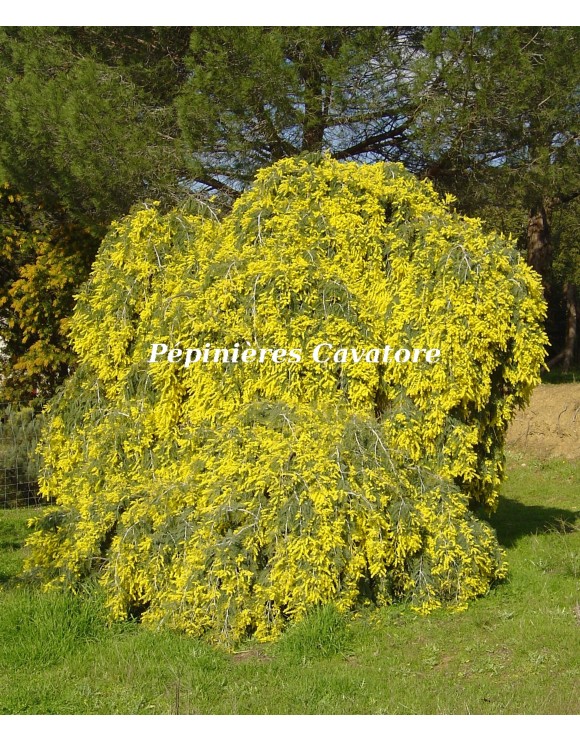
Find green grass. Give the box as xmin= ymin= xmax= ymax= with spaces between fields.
xmin=0 ymin=452 xmax=578 ymax=714
xmin=0 ymin=509 xmax=33 ymax=586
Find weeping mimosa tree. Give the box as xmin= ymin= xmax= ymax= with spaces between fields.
xmin=26 ymin=156 xmax=546 ymax=644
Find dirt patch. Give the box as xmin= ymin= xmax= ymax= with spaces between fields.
xmin=506 ymin=383 xmax=580 ymax=460
xmin=230 ymin=648 xmax=271 ymax=663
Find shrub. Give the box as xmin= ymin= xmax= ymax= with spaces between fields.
xmin=25 ymin=155 xmax=546 ymax=644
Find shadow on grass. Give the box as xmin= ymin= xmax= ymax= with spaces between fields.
xmin=0 ymin=539 xmax=23 ymax=552
xmin=0 ymin=566 xmax=26 ymax=586
xmin=540 ymin=367 xmax=580 ymax=384
xmin=484 ymin=496 xmax=579 ymax=548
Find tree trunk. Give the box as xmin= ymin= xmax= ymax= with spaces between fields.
xmin=526 ymin=202 xmax=552 ymax=295
xmin=548 ymin=282 xmax=578 ymax=371
xmin=302 ymin=66 xmax=325 ymax=152
xmin=527 ymin=202 xmax=578 ymax=371
xmin=562 ymin=283 xmax=578 ymax=371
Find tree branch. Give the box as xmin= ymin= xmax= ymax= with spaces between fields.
xmin=333 ymin=122 xmax=410 ymax=159
xmin=194 ymin=175 xmax=241 ymax=199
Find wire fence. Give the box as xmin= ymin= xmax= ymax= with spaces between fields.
xmin=0 ymin=404 xmax=44 ymax=508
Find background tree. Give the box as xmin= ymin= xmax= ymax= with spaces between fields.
xmin=0 ymin=26 xmax=577 ymax=404
xmin=0 ymin=27 xmax=192 ymax=401
xmin=412 ymin=27 xmax=580 ymax=369
xmin=0 ymin=183 xmax=97 ymax=403
xmin=0 ymin=26 xmax=192 ymax=229
xmin=0 ymin=27 xmax=431 ymax=209
xmin=176 ymin=27 xmax=427 ymax=193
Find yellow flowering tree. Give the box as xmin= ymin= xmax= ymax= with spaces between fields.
xmin=0 ymin=183 xmax=98 ymax=403
xmin=26 ymin=156 xmax=547 ymax=644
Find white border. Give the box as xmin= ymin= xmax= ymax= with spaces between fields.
xmin=0 ymin=2 xmax=579 ymax=26
xmin=0 ymin=715 xmax=579 ymax=736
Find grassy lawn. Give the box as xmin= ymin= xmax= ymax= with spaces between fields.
xmin=0 ymin=451 xmax=578 ymax=715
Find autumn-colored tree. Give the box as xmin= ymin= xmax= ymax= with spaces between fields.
xmin=0 ymin=184 xmax=98 ymax=403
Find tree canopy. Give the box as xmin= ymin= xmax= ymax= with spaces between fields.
xmin=0 ymin=26 xmax=578 ymax=402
